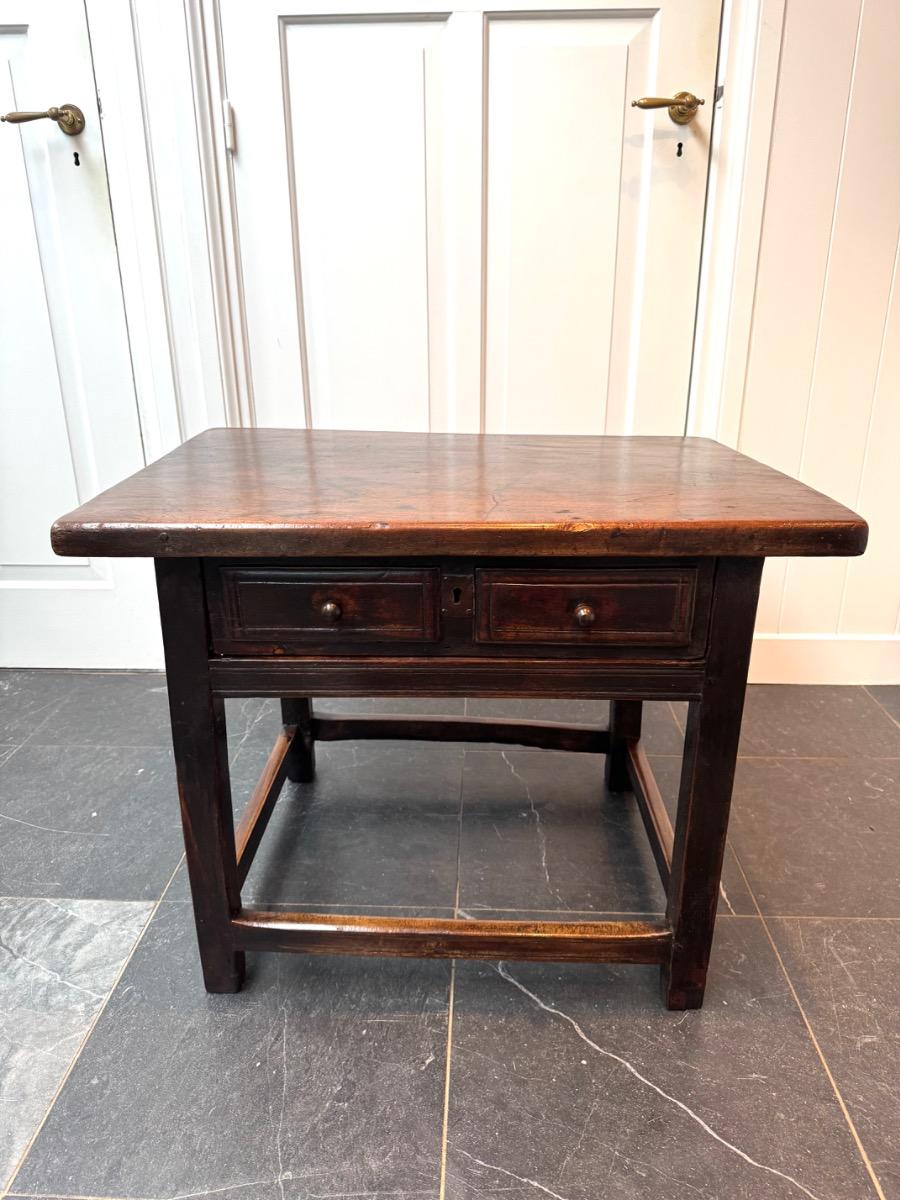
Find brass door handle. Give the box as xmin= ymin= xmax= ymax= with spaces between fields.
xmin=1 ymin=103 xmax=85 ymax=136
xmin=631 ymin=91 xmax=704 ymax=125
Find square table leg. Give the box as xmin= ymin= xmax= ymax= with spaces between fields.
xmin=156 ymin=558 xmax=245 ymax=993
xmin=663 ymin=557 xmax=763 ymax=1009
xmin=605 ymin=700 xmax=643 ymax=793
xmin=281 ymin=698 xmax=316 ymax=782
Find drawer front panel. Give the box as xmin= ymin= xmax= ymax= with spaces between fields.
xmin=211 ymin=567 xmax=439 ymax=649
xmin=476 ymin=567 xmax=702 ymax=649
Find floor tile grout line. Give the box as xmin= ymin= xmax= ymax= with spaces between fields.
xmin=862 ymin=685 xmax=900 ymax=731
xmin=8 ymin=1194 xmax=142 ymax=1200
xmin=667 ymin=699 xmax=686 ymax=736
xmin=8 ymin=1194 xmax=141 ymax=1200
xmin=9 ymin=742 xmax=175 ymax=752
xmin=609 ymin=751 xmax=900 ymax=763
xmin=729 ymin=849 xmax=888 ymax=1200
xmin=437 ymin=960 xmax=457 ymax=1200
xmin=0 ymin=699 xmax=63 ymax=772
xmin=721 ymin=912 xmax=900 ymax=921
xmin=437 ymin=754 xmax=466 ymax=1200
xmin=2 ymin=852 xmax=187 ymax=1199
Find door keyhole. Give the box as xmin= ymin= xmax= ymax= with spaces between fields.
xmin=676 ymin=142 xmax=683 ymax=158
xmin=451 ymin=587 xmax=462 ymax=604
xmin=73 ymin=151 xmax=80 ymax=166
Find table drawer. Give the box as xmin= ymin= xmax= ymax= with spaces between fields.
xmin=475 ymin=566 xmax=707 ymax=650
xmin=208 ymin=566 xmax=440 ymax=651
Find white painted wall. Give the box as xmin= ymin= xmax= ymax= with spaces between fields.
xmin=691 ymin=0 xmax=900 ymax=683
xmin=80 ymin=0 xmax=898 ymax=683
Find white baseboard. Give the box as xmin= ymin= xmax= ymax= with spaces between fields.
xmin=749 ymin=634 xmax=900 ymax=684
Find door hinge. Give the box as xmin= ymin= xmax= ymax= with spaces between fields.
xmin=223 ymin=98 xmax=236 ymax=154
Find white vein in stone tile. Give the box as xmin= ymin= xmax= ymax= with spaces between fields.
xmin=229 ymin=700 xmax=274 ymax=766
xmin=457 ymin=1149 xmax=571 ymax=1199
xmin=497 ymin=963 xmax=826 ymax=1200
xmin=500 ymin=752 xmax=561 ymax=905
xmin=0 ymin=810 xmax=111 ymax=837
xmin=0 ymin=936 xmax=104 ymax=1001
xmin=169 ymin=1179 xmax=289 ymax=1199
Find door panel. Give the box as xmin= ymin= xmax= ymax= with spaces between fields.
xmin=484 ymin=16 xmax=637 ymax=433
xmin=285 ymin=19 xmax=444 ymax=430
xmin=220 ymin=0 xmax=720 ymax=437
xmin=0 ymin=1 xmax=161 ymax=666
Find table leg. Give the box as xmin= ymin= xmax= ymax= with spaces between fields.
xmin=663 ymin=557 xmax=762 ymax=1010
xmin=281 ymin=698 xmax=316 ymax=782
xmin=156 ymin=558 xmax=245 ymax=993
xmin=604 ymin=700 xmax=642 ymax=792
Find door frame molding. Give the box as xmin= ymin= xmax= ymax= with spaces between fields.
xmin=85 ymin=0 xmax=241 ymax=462
xmin=687 ymin=0 xmax=787 ymax=449
xmin=182 ymin=0 xmax=255 ymax=429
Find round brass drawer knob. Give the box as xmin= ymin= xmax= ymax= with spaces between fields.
xmin=574 ymin=603 xmax=595 ymax=628
xmin=320 ymin=600 xmax=342 ymax=622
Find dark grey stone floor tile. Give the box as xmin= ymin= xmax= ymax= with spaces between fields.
xmin=224 ymin=697 xmax=468 ymax=764
xmin=728 ymin=758 xmax=900 ymax=917
xmin=738 ymin=685 xmax=900 ymax=759
xmin=290 ymin=904 xmax=457 ymax=918
xmin=648 ymin=756 xmax=757 ymax=915
xmin=866 ymin=685 xmax=900 ymax=726
xmin=11 ymin=1194 xmax=435 ymax=1200
xmin=22 ymin=671 xmax=172 ymax=748
xmin=0 ymin=743 xmax=18 ymax=769
xmin=0 ymin=670 xmax=71 ymax=745
xmin=445 ymin=918 xmax=879 ymax=1200
xmin=0 ymin=673 xmax=324 ymax=760
xmin=458 ymin=749 xmax=666 ymax=913
xmin=465 ymin=698 xmax=685 ymax=756
xmin=668 ymin=698 xmax=689 ymax=734
xmin=224 ymin=696 xmax=282 ymax=761
xmin=317 ymin=697 xmax=467 ymax=715
xmin=170 ymin=739 xmax=464 ymax=908
xmin=770 ymin=917 xmax=900 ymax=1198
xmin=457 ymin=907 xmax=664 ymax=923
xmin=0 ymin=897 xmax=152 ymax=1189
xmin=13 ymin=902 xmax=448 ymax=1200
xmin=0 ymin=744 xmax=184 ymax=900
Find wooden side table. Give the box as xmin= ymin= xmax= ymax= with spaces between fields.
xmin=52 ymin=430 xmax=867 ymax=1009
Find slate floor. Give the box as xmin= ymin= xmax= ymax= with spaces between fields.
xmin=1 ymin=669 xmax=898 ymax=1199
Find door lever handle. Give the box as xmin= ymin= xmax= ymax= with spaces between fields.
xmin=631 ymin=91 xmax=704 ymax=125
xmin=1 ymin=103 xmax=85 ymax=135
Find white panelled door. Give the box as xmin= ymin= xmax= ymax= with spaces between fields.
xmin=219 ymin=0 xmax=720 ymax=435
xmin=0 ymin=2 xmax=160 ymax=667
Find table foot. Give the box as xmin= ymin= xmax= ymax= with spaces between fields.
xmin=660 ymin=962 xmax=706 ymax=1010
xmin=201 ymin=949 xmax=246 ymax=994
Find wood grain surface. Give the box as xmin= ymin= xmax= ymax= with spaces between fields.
xmin=51 ymin=428 xmax=867 ymax=558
